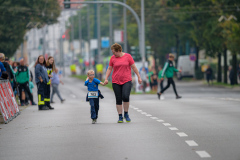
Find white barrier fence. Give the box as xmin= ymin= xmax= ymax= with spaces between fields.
xmin=0 ymin=80 xmax=20 ymax=124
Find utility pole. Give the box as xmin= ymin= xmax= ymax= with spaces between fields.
xmin=109 ymin=4 xmax=113 ymax=56
xmin=141 ymin=0 xmax=145 ymax=67
xmin=79 ymin=10 xmax=82 ymax=58
xmin=123 ymin=0 xmax=127 ymax=52
xmin=87 ymin=5 xmax=91 ymax=69
xmin=97 ymin=4 xmax=101 ymax=64
xmin=71 ymin=11 xmax=75 ymax=64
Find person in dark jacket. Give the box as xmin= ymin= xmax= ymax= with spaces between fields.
xmin=205 ymin=65 xmax=213 ymax=86
xmin=45 ymin=56 xmax=55 ymax=109
xmin=229 ymin=66 xmax=234 ymax=85
xmin=0 ymin=53 xmax=13 ymax=81
xmin=15 ymin=59 xmax=36 ymax=106
xmin=0 ymin=53 xmax=6 ymax=77
xmin=35 ymin=55 xmax=50 ymax=110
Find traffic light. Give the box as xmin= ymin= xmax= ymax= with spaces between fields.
xmin=39 ymin=38 xmax=43 ymax=45
xmin=64 ymin=0 xmax=70 ymax=9
xmin=130 ymin=46 xmax=141 ymax=61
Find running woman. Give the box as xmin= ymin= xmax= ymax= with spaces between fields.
xmin=157 ymin=53 xmax=182 ymax=99
xmin=104 ymin=43 xmax=142 ymax=123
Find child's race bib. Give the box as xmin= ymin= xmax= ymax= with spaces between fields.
xmin=88 ymin=91 xmax=98 ymax=98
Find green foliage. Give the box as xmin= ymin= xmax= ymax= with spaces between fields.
xmin=0 ymin=0 xmax=60 ymax=57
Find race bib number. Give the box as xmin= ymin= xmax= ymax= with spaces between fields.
xmin=88 ymin=91 xmax=98 ymax=98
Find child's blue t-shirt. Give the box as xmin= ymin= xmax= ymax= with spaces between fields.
xmin=85 ymin=78 xmax=101 ymax=91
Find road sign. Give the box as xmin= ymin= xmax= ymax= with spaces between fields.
xmin=189 ymin=54 xmax=196 ymax=61
xmin=101 ymin=37 xmax=109 ymax=48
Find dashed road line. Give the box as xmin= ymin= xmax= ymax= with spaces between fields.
xmin=176 ymin=132 xmax=188 ymax=137
xmin=185 ymin=140 xmax=198 ymax=146
xmin=131 ymin=107 xmax=211 ymax=159
xmin=163 ymin=123 xmax=171 ymax=126
xmin=169 ymin=127 xmax=178 ymax=131
xmin=196 ymin=151 xmax=211 ymax=158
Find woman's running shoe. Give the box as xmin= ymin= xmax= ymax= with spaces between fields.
xmin=118 ymin=116 xmax=123 ymax=123
xmin=124 ymin=114 xmax=131 ymax=122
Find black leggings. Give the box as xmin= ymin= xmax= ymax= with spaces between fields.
xmin=112 ymin=81 xmax=132 ymax=105
xmin=160 ymin=78 xmax=178 ymax=96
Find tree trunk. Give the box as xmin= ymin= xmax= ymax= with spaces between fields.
xmin=232 ymin=54 xmax=238 ymax=85
xmin=217 ymin=52 xmax=222 ymax=82
xmin=223 ymin=47 xmax=227 ymax=84
xmin=195 ymin=46 xmax=199 ymax=70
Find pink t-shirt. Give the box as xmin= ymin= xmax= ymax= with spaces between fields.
xmin=109 ymin=53 xmax=135 ymax=85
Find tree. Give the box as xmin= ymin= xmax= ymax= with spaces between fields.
xmin=0 ymin=0 xmax=60 ymax=57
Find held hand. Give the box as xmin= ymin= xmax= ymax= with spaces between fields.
xmin=138 ymin=77 xmax=142 ymax=84
xmin=104 ymin=80 xmax=108 ymax=85
xmin=161 ymin=78 xmax=164 ymax=81
xmin=179 ymin=70 xmax=182 ymax=73
xmin=40 ymin=79 xmax=43 ymax=83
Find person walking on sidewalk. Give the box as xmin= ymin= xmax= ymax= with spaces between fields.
xmin=104 ymin=43 xmax=142 ymax=123
xmin=50 ymin=68 xmax=65 ymax=103
xmin=85 ymin=70 xmax=105 ymax=124
xmin=205 ymin=65 xmax=213 ymax=86
xmin=45 ymin=56 xmax=55 ymax=109
xmin=157 ymin=53 xmax=182 ymax=100
xmin=15 ymin=59 xmax=36 ymax=106
xmin=35 ymin=55 xmax=49 ymax=110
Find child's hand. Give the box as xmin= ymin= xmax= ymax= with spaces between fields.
xmin=86 ymin=77 xmax=89 ymax=80
xmin=100 ymin=82 xmax=105 ymax=86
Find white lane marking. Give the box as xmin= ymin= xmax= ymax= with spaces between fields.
xmin=133 ymin=108 xmax=138 ymax=110
xmin=157 ymin=120 xmax=164 ymax=122
xmin=146 ymin=114 xmax=152 ymax=116
xmin=137 ymin=110 xmax=142 ymax=112
xmin=176 ymin=132 xmax=188 ymax=137
xmin=150 ymin=117 xmax=158 ymax=120
xmin=141 ymin=112 xmax=147 ymax=115
xmin=169 ymin=127 xmax=178 ymax=131
xmin=163 ymin=123 xmax=171 ymax=126
xmin=196 ymin=151 xmax=211 ymax=158
xmin=185 ymin=140 xmax=198 ymax=146
xmin=71 ymin=94 xmax=76 ymax=98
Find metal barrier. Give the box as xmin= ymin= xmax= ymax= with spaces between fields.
xmin=0 ymin=80 xmax=20 ymax=124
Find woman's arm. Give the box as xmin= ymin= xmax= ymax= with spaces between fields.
xmin=104 ymin=66 xmax=113 ymax=84
xmin=131 ymin=64 xmax=142 ymax=84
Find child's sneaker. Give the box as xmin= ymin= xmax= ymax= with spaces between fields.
xmin=92 ymin=119 xmax=96 ymax=124
xmin=118 ymin=116 xmax=123 ymax=123
xmin=124 ymin=113 xmax=131 ymax=122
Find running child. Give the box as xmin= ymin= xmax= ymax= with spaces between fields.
xmin=85 ymin=70 xmax=105 ymax=124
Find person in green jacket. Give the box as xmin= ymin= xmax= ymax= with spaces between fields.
xmin=157 ymin=53 xmax=182 ymax=99
xmin=15 ymin=59 xmax=36 ymax=106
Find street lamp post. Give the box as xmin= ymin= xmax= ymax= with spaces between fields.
xmin=63 ymin=1 xmax=146 ymax=68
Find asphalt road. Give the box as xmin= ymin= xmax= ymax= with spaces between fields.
xmin=0 ymin=74 xmax=240 ymax=160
